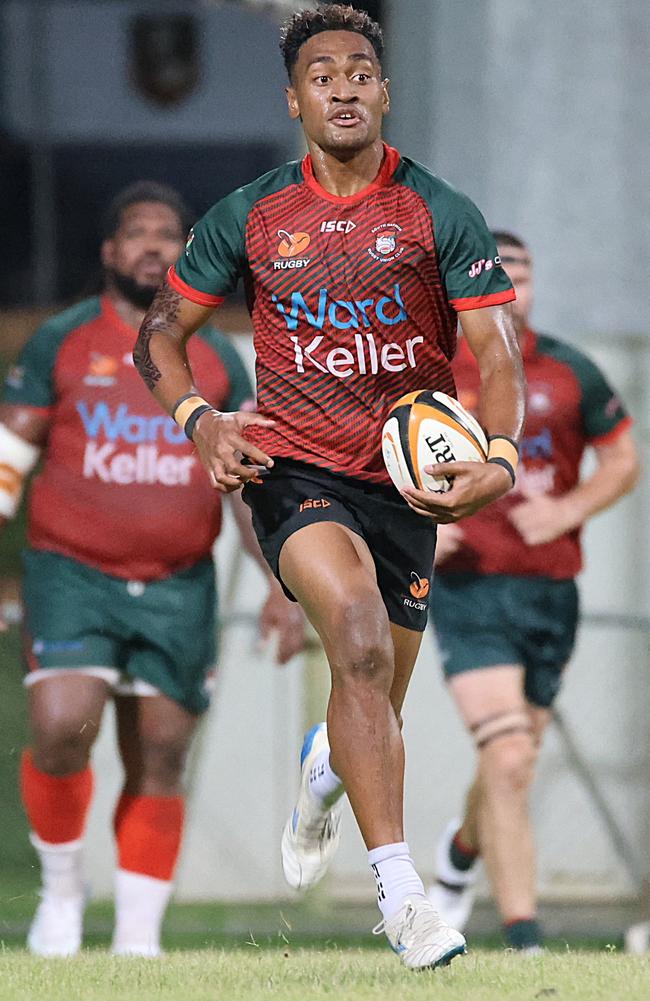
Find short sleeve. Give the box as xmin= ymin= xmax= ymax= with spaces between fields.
xmin=169 ymin=190 xmax=249 ymax=306
xmin=578 ymin=355 xmax=630 ymax=443
xmin=2 ymin=324 xmax=60 ymax=408
xmin=436 ymin=193 xmax=516 ymax=311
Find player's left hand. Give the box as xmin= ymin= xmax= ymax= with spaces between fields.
xmin=259 ymin=581 xmax=306 ymax=666
xmin=508 ymin=494 xmax=577 ymax=545
xmin=402 ymin=461 xmax=512 ymax=523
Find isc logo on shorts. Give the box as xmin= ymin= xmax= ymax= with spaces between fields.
xmin=299 ymin=498 xmax=331 ymax=512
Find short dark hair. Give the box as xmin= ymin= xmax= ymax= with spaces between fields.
xmin=102 ymin=181 xmax=193 ymax=239
xmin=280 ymin=3 xmax=383 ymax=81
xmin=491 ymin=230 xmax=528 ymax=251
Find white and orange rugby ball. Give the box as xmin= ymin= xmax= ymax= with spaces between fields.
xmin=382 ymin=390 xmax=488 ymax=494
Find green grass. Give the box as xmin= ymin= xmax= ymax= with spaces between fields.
xmin=0 ymin=949 xmax=649 ymax=1001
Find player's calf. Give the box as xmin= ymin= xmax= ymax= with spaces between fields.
xmin=477 ymin=727 xmax=542 ymax=950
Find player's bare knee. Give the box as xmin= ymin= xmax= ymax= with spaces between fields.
xmin=138 ymin=733 xmax=189 ymax=789
xmin=32 ymin=721 xmax=97 ymax=775
xmin=480 ymin=731 xmax=537 ymax=795
xmin=329 ymin=598 xmax=393 ymax=688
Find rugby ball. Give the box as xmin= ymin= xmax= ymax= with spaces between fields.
xmin=382 ymin=390 xmax=488 ymax=494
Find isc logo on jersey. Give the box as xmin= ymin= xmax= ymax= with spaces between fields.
xmin=320 ymin=220 xmax=356 ymax=234
xmin=77 ymin=401 xmax=196 ymax=486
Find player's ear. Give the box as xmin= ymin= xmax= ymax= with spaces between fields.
xmin=382 ymin=78 xmax=390 ymax=114
xmin=286 ymin=85 xmax=301 ymax=121
xmin=100 ymin=238 xmax=115 ymax=269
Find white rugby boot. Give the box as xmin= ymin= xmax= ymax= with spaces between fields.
xmin=281 ymin=723 xmax=343 ymax=890
xmin=374 ymin=897 xmax=467 ymax=969
xmin=27 ymin=891 xmax=85 ymax=956
xmin=426 ymin=818 xmax=478 ymax=932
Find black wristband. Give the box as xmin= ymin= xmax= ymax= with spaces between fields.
xmin=487 ymin=456 xmax=516 ymax=486
xmin=184 ymin=404 xmax=214 ymax=441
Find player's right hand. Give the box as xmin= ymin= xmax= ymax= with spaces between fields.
xmin=192 ymin=409 xmax=276 ymax=492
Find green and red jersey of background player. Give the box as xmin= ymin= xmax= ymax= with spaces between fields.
xmin=2 ymin=295 xmax=253 ymax=580
xmin=439 ymin=330 xmax=632 ymax=580
xmin=170 ymin=143 xmax=515 ymax=483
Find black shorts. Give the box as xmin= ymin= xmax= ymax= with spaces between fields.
xmin=242 ymin=458 xmax=436 ymax=631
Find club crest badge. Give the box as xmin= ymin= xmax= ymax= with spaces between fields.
xmin=368 ymin=223 xmax=404 ymax=262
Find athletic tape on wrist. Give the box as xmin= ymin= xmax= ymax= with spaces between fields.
xmin=172 ymin=394 xmax=209 ymax=429
xmin=0 ymin=422 xmax=41 ymax=518
xmin=171 ymin=394 xmax=218 ymax=441
xmin=487 ymin=435 xmax=519 ymax=485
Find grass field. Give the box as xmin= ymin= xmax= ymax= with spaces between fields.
xmin=1 ymin=949 xmax=649 ymax=1001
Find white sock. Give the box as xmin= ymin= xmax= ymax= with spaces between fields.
xmin=30 ymin=832 xmax=85 ymax=898
xmin=308 ymin=750 xmax=344 ymax=807
xmin=368 ymin=841 xmax=425 ymax=921
xmin=112 ymin=868 xmax=173 ymax=955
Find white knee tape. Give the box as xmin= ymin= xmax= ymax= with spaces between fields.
xmin=0 ymin=422 xmax=41 ymax=518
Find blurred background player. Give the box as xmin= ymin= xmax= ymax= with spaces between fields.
xmin=133 ymin=5 xmax=526 ymax=970
xmin=0 ymin=180 xmax=303 ymax=957
xmin=427 ymin=230 xmax=640 ymax=951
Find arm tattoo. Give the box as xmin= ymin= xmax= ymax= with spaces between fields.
xmin=134 ymin=282 xmax=183 ymax=390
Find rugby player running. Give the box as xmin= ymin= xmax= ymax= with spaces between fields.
xmin=134 ymin=5 xmax=525 ymax=968
xmin=427 ymin=231 xmax=639 ymax=952
xmin=0 ymin=181 xmax=303 ymax=957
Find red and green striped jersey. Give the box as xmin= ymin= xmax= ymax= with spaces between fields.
xmin=2 ymin=295 xmax=253 ymax=580
xmin=439 ymin=330 xmax=632 ymax=579
xmin=170 ymin=144 xmax=514 ymax=483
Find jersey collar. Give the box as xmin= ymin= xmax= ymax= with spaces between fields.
xmin=101 ymin=293 xmax=141 ymax=338
xmin=301 ymin=143 xmax=400 ymax=205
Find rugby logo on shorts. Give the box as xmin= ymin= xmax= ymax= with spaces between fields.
xmin=409 ymin=572 xmax=430 ymax=600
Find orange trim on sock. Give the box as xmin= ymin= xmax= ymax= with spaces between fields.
xmin=20 ymin=748 xmax=94 ymax=843
xmin=114 ymin=793 xmax=185 ymax=881
xmin=452 ymin=832 xmax=479 ymax=860
xmin=504 ymin=915 xmax=537 ymax=927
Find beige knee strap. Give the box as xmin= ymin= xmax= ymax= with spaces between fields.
xmin=471 ymin=710 xmax=532 ymax=749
